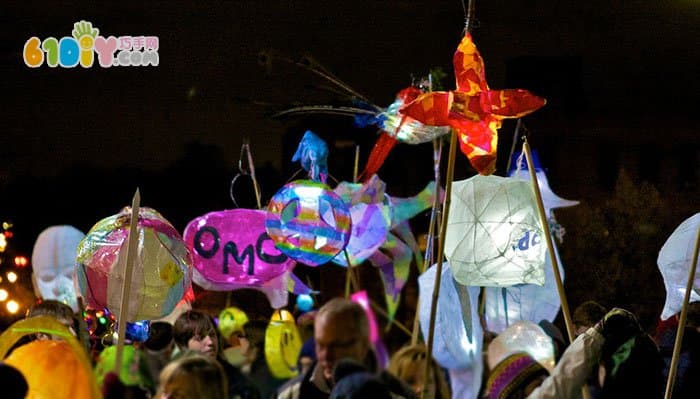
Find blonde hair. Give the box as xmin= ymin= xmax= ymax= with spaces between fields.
xmin=155 ymin=355 xmax=227 ymax=399
xmin=388 ymin=344 xmax=451 ymax=399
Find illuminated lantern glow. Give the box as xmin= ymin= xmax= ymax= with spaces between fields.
xmin=95 ymin=344 xmax=150 ymax=387
xmin=296 ymin=294 xmax=314 ymax=313
xmin=218 ymin=307 xmax=249 ymax=340
xmin=184 ymin=209 xmax=295 ymax=286
xmin=419 ymin=263 xmax=483 ymax=369
xmin=264 ymin=310 xmax=302 ymax=379
xmin=6 ymin=271 xmax=17 ymax=283
xmin=400 ymin=34 xmax=546 ymax=175
xmin=31 ymin=225 xmax=84 ymax=311
xmin=657 ymin=212 xmax=700 ymax=320
xmin=350 ymin=290 xmax=389 ymax=368
xmin=445 ymin=175 xmax=546 ymax=287
xmin=6 ymin=300 xmax=19 ymax=314
xmin=483 ymin=155 xmax=579 ymax=332
xmin=0 ymin=289 xmax=8 ymax=301
xmin=331 ymin=202 xmax=389 ymax=267
xmin=360 ymin=87 xmax=451 ymax=178
xmin=487 ymin=320 xmax=556 ymax=372
xmin=292 ymin=131 xmax=329 ymax=183
xmin=0 ymin=316 xmax=101 ymax=399
xmin=266 ymin=180 xmax=352 ymax=266
xmin=77 ymin=207 xmax=192 ymax=322
xmin=14 ymin=256 xmax=29 ymax=267
xmin=191 ymin=268 xmax=290 ymax=309
xmin=6 ymin=341 xmax=96 ymax=399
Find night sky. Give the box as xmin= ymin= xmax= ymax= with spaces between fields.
xmin=0 ymin=1 xmax=698 ymax=317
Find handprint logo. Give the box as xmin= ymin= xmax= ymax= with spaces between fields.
xmin=72 ymin=20 xmax=99 ymax=67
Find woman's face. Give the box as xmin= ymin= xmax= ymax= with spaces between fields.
xmin=187 ymin=333 xmax=217 ymax=358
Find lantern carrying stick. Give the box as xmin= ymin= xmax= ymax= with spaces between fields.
xmin=421 ymin=3 xmax=475 ymax=397
xmin=664 ymin=224 xmax=700 ymax=399
xmin=353 ymin=145 xmax=360 ymax=183
xmin=524 ymin=140 xmax=590 ymax=399
xmin=240 ymin=142 xmax=262 ymax=209
xmin=412 ymin=138 xmax=443 ymax=345
xmin=114 ymin=188 xmax=140 ymax=374
xmin=421 ymin=129 xmax=458 ymax=399
xmin=343 ymin=249 xmax=360 ymax=298
xmin=522 ymin=141 xmax=575 ymax=342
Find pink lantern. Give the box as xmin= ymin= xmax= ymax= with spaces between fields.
xmin=184 ymin=209 xmax=295 ymax=287
xmin=266 ymin=180 xmax=352 ymax=266
xmin=76 ymin=207 xmax=192 ymax=322
xmin=351 ymin=290 xmax=388 ymax=368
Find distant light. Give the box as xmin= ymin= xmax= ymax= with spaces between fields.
xmin=0 ymin=233 xmax=6 ymax=253
xmin=0 ymin=289 xmax=7 ymax=301
xmin=6 ymin=272 xmax=17 ymax=283
xmin=14 ymin=256 xmax=29 ymax=267
xmin=7 ymin=300 xmax=19 ymax=314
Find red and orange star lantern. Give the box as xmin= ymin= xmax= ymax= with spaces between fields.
xmin=400 ymin=34 xmax=546 ymax=175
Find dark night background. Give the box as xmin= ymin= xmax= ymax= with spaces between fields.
xmin=0 ymin=1 xmax=698 ymax=333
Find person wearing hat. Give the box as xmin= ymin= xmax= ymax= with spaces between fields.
xmin=485 ymin=353 xmax=549 ymax=399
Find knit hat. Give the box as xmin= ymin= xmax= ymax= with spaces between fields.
xmin=486 ymin=352 xmax=549 ymax=399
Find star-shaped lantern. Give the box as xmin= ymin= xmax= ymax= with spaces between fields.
xmin=400 ymin=34 xmax=546 ymax=174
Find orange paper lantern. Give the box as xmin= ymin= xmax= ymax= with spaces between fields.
xmin=5 ymin=340 xmax=97 ymax=399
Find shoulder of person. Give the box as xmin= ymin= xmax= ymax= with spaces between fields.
xmin=379 ymin=370 xmax=418 ymax=399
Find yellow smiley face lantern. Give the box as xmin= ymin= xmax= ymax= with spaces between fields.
xmin=264 ymin=309 xmax=302 ymax=379
xmin=218 ymin=306 xmax=249 ymax=340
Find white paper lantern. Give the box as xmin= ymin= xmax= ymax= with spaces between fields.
xmin=418 ymin=263 xmax=483 ymax=371
xmin=657 ymin=212 xmax=700 ymax=320
xmin=445 ymin=175 xmax=546 ymax=287
xmin=487 ymin=320 xmax=556 ymax=372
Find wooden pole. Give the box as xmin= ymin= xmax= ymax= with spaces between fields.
xmin=412 ymin=138 xmax=443 ymax=345
xmin=369 ymin=300 xmax=413 ymax=337
xmin=114 ymin=189 xmax=140 ymax=374
xmin=524 ymin=141 xmax=593 ymax=399
xmin=664 ymin=224 xmax=700 ymax=399
xmin=244 ymin=144 xmax=262 ymax=210
xmin=523 ymin=141 xmax=576 ymax=342
xmin=421 ymin=129 xmax=458 ymax=399
xmin=353 ymin=145 xmax=360 ymax=183
xmin=343 ymin=249 xmax=360 ymax=298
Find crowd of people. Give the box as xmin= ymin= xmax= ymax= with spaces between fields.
xmin=0 ymin=296 xmax=698 ymax=399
